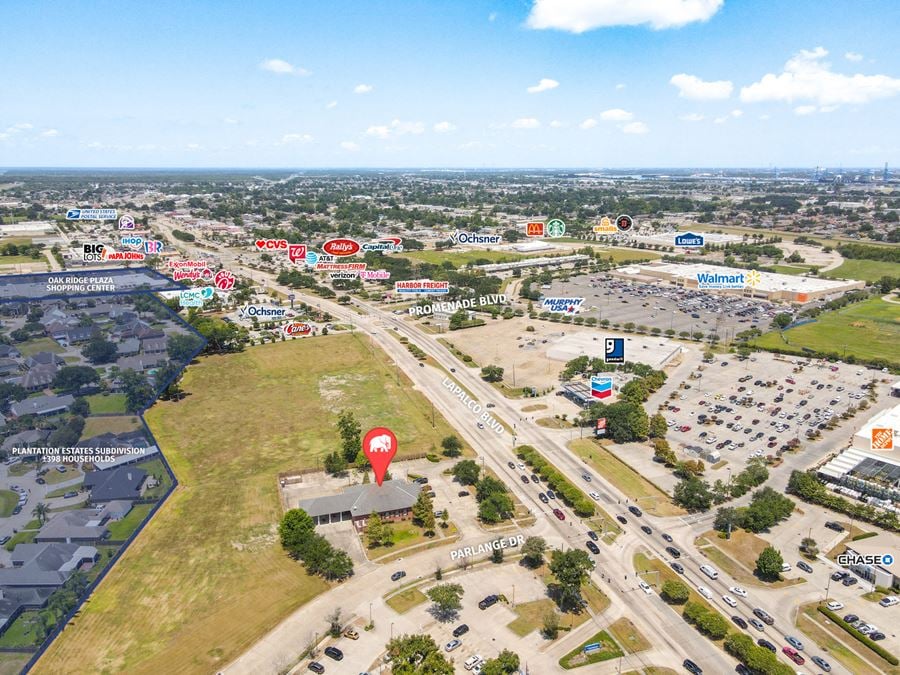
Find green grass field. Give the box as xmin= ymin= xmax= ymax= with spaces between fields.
xmin=752 ymin=297 xmax=900 ymax=365
xmin=85 ymin=393 xmax=128 ymax=415
xmin=0 ymin=490 xmax=18 ymax=517
xmin=16 ymin=337 xmax=64 ymax=356
xmin=399 ymin=249 xmax=526 ymax=267
xmin=35 ymin=333 xmax=464 ymax=675
xmin=0 ymin=255 xmax=45 ymax=267
xmin=80 ymin=415 xmax=141 ymax=440
xmin=824 ymin=259 xmax=900 ymax=283
xmin=583 ymin=246 xmax=662 ymax=263
xmin=769 ymin=264 xmax=814 ymax=275
xmin=106 ymin=504 xmax=154 ymax=540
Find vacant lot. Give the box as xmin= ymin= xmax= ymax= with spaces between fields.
xmin=385 ymin=588 xmax=427 ymax=614
xmin=0 ymin=490 xmax=17 ymax=517
xmin=607 ymin=617 xmax=651 ymax=654
xmin=35 ymin=333 xmax=462 ymax=675
xmin=399 ymin=249 xmax=526 ymax=267
xmin=695 ymin=530 xmax=805 ymax=589
xmin=85 ymin=393 xmax=128 ymax=415
xmin=752 ymin=297 xmax=900 ymax=366
xmin=16 ymin=337 xmax=64 ymax=356
xmin=824 ymin=259 xmax=900 ymax=283
xmin=570 ymin=439 xmax=685 ymax=517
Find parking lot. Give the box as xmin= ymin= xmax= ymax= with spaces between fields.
xmin=544 ymin=273 xmax=786 ymax=338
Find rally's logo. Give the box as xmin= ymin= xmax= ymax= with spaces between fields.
xmin=323 ymin=238 xmax=361 ymax=256
xmin=214 ymin=270 xmax=236 ymax=290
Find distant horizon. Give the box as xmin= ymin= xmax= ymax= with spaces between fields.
xmin=0 ymin=165 xmax=892 ymax=172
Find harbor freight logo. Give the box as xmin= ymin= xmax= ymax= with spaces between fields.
xmin=409 ymin=294 xmax=507 ymax=316
xmin=395 ymin=280 xmax=450 ymax=294
xmin=591 ymin=376 xmax=613 ymax=399
xmin=696 ymin=270 xmax=760 ymax=290
xmin=541 ymin=297 xmax=584 ymax=314
xmin=604 ymin=337 xmax=625 ymax=364
xmin=837 ymin=553 xmax=894 ymax=566
xmin=239 ymin=305 xmax=288 ymax=319
xmin=593 ymin=217 xmax=618 ymax=235
xmin=450 ymin=231 xmax=502 ymax=245
xmin=872 ymin=427 xmax=894 ymax=450
xmin=66 ymin=208 xmax=117 ymax=221
xmin=675 ymin=232 xmax=705 ymax=247
xmin=179 ymin=287 xmax=214 ymax=308
xmin=362 ymin=237 xmax=403 ymax=252
xmin=450 ymin=535 xmax=524 ymax=560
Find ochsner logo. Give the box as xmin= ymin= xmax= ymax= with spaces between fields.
xmin=239 ymin=305 xmax=288 ymax=319
xmin=450 ymin=231 xmax=502 ymax=245
xmin=696 ymin=270 xmax=761 ymax=290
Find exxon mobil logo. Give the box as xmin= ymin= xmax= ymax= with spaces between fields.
xmin=675 ymin=232 xmax=705 ymax=247
xmin=836 ymin=553 xmax=894 ymax=567
xmin=323 ymin=238 xmax=361 ymax=256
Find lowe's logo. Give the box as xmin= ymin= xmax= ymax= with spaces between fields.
xmin=675 ymin=232 xmax=704 ymax=247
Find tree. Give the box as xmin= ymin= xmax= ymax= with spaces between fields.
xmin=652 ymin=439 xmax=677 ymax=466
xmin=648 ymin=413 xmax=668 ymax=439
xmin=448 ymin=309 xmax=468 ymax=330
xmin=326 ymin=607 xmax=343 ymax=637
xmin=323 ymin=450 xmax=347 ymax=475
xmin=772 ymin=313 xmax=793 ymax=329
xmin=52 ymin=366 xmax=99 ymax=392
xmin=452 ymin=459 xmax=480 ymax=485
xmin=426 ymin=583 xmax=464 ymax=618
xmin=696 ymin=610 xmax=730 ymax=639
xmin=478 ymin=492 xmax=514 ymax=524
xmin=386 ymin=634 xmax=454 ymax=675
xmin=279 ymin=508 xmax=315 ymax=556
xmin=713 ymin=507 xmax=742 ymax=533
xmin=800 ymin=537 xmax=819 ymax=557
xmin=70 ymin=397 xmax=90 ymax=417
xmin=661 ymin=580 xmax=690 ymax=604
xmin=481 ymin=650 xmax=520 ymax=675
xmin=167 ymin=333 xmax=204 ymax=363
xmin=367 ymin=511 xmax=385 ymax=548
xmin=522 ymin=536 xmax=547 ymax=568
xmin=549 ymin=549 xmax=594 ymax=611
xmin=82 ymin=336 xmax=118 ymax=364
xmin=319 ymin=546 xmax=354 ymax=580
xmin=491 ymin=540 xmax=504 ymax=563
xmin=412 ymin=490 xmax=436 ymax=531
xmin=120 ymin=369 xmax=154 ymax=413
xmin=480 ymin=364 xmax=504 ymax=382
xmin=673 ymin=476 xmax=713 ymax=512
xmin=541 ymin=610 xmax=560 ymax=639
xmin=440 ymin=435 xmax=462 ymax=457
xmin=31 ymin=502 xmax=49 ymax=526
xmin=336 ymin=410 xmax=361 ymax=463
xmin=755 ymin=546 xmax=784 ymax=580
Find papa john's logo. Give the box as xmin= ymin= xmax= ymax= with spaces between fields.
xmin=872 ymin=427 xmax=894 ymax=450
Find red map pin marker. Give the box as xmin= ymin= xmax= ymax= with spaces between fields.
xmin=363 ymin=427 xmax=398 ymax=486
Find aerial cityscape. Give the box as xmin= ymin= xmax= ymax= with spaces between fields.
xmin=1 ymin=2 xmax=899 ymax=675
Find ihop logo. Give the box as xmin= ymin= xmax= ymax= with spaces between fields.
xmin=120 ymin=236 xmax=144 ymax=250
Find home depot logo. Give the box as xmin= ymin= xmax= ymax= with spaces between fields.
xmin=871 ymin=427 xmax=894 ymax=450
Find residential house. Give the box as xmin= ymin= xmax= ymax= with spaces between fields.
xmin=24 ymin=352 xmax=64 ymax=370
xmin=116 ymin=337 xmax=141 ymax=356
xmin=116 ymin=353 xmax=166 ymax=372
xmin=0 ymin=429 xmax=49 ymax=455
xmin=8 ymin=393 xmax=74 ymax=418
xmin=21 ymin=365 xmax=57 ymax=392
xmin=0 ymin=543 xmax=99 ymax=588
xmin=34 ymin=509 xmax=111 ymax=544
xmin=0 ymin=587 xmax=55 ymax=636
xmin=84 ymin=467 xmax=147 ymax=502
xmin=0 ymin=358 xmax=20 ymax=378
xmin=0 ymin=345 xmax=21 ymax=359
xmin=61 ymin=325 xmax=97 ymax=346
xmin=140 ymin=336 xmax=168 ymax=355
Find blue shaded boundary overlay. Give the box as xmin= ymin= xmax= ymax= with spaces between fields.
xmin=0 ymin=267 xmax=183 ymax=302
xmin=0 ymin=268 xmax=206 ymax=674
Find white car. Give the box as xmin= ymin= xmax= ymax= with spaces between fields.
xmin=444 ymin=639 xmax=461 ymax=652
xmin=465 ymin=655 xmax=483 ymax=671
xmin=697 ymin=586 xmax=713 ymax=599
xmin=517 ymin=463 xmax=525 ymax=470
xmin=722 ymin=594 xmax=737 ymax=608
xmin=639 ymin=581 xmax=653 ymax=595
xmin=826 ymin=601 xmax=844 ymax=611
xmin=879 ymin=596 xmax=899 ymax=607
xmin=781 ymin=562 xmax=792 ymax=573
xmin=589 ymin=491 xmax=600 ymax=501
xmin=729 ymin=586 xmax=748 ymax=598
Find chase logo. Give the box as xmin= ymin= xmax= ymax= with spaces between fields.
xmin=591 ymin=376 xmax=613 ymax=400
xmin=604 ymin=337 xmax=625 ymax=364
xmin=675 ymin=232 xmax=705 ymax=247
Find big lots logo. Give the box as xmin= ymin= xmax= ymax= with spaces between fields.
xmin=282 ymin=322 xmax=312 ymax=336
xmin=255 ymin=239 xmax=288 ymax=250
xmin=322 ymin=238 xmax=361 ymax=256
xmin=214 ymin=270 xmax=236 ymax=290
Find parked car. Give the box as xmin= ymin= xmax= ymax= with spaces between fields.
xmin=661 ymin=533 xmax=673 ymax=543
xmin=797 ymin=560 xmax=813 ymax=573
xmin=444 ymin=639 xmax=461 ymax=652
xmin=826 ymin=601 xmax=844 ymax=611
xmin=587 ymin=530 xmax=599 ymax=542
xmin=843 ymin=613 xmax=859 ymax=624
xmin=640 ymin=525 xmax=652 ymax=535
xmin=478 ymin=595 xmax=499 ymax=610
xmin=343 ymin=628 xmax=359 ymax=640
xmin=458 ymin=490 xmax=470 ymax=497
xmin=731 ymin=615 xmax=748 ymax=629
xmin=842 ymin=576 xmax=858 ymax=587
xmin=308 ymin=662 xmax=325 ymax=673
xmin=825 ymin=521 xmax=844 ymax=532
xmin=879 ymin=596 xmax=899 ymax=607
xmin=391 ymin=571 xmax=406 ymax=582
xmin=586 ymin=541 xmax=600 ymax=554
xmin=324 ymin=646 xmax=343 ymax=661
xmin=453 ymin=624 xmax=469 ymax=637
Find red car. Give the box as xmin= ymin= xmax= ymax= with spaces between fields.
xmin=552 ymin=509 xmax=565 ymax=521
xmin=671 ymin=407 xmax=681 ymax=413
xmin=782 ymin=647 xmax=805 ymax=665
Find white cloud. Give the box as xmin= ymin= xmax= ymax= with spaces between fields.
xmin=259 ymin=58 xmax=309 ymax=76
xmin=713 ymin=116 xmax=727 ymax=124
xmin=488 ymin=11 xmax=498 ymax=21
xmin=527 ymin=78 xmax=560 ymax=94
xmin=819 ymin=104 xmax=838 ymax=113
xmin=526 ymin=0 xmax=723 ymax=32
xmin=678 ymin=113 xmax=705 ymax=122
xmin=326 ymin=100 xmax=338 ymax=109
xmin=13 ymin=123 xmax=33 ymax=130
xmin=366 ymin=125 xmax=391 ymax=139
xmin=391 ymin=119 xmax=425 ymax=135
xmin=794 ymin=105 xmax=817 ymax=116
xmin=579 ymin=118 xmax=598 ymax=129
xmin=622 ymin=121 xmax=649 ymax=134
xmin=354 ymin=84 xmax=374 ymax=94
xmin=740 ymin=47 xmax=900 ymax=105
xmin=223 ymin=117 xmax=240 ymax=125
xmin=433 ymin=121 xmax=457 ymax=133
xmin=600 ymin=108 xmax=634 ymax=121
xmin=844 ymin=51 xmax=863 ymax=62
xmin=670 ymin=73 xmax=733 ymax=99
xmin=511 ymin=117 xmax=541 ymax=129
xmin=730 ymin=109 xmax=743 ymax=117
xmin=549 ymin=120 xmax=565 ymax=128
xmin=39 ymin=129 xmax=60 ymax=137
xmin=340 ymin=141 xmax=360 ymax=151
xmin=615 ymin=83 xmax=626 ymax=90
xmin=759 ymin=114 xmax=771 ymax=120
xmin=186 ymin=143 xmax=202 ymax=150
xmin=281 ymin=133 xmax=313 ymax=144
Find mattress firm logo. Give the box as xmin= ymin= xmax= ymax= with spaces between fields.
xmin=450 ymin=535 xmax=525 ymax=560
xmin=696 ymin=269 xmax=761 ymax=290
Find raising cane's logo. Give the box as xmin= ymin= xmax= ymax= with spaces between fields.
xmin=214 ymin=270 xmax=236 ymax=290
xmin=282 ymin=322 xmax=312 ymax=336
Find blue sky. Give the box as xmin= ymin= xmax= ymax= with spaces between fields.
xmin=1 ymin=0 xmax=899 ymax=168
